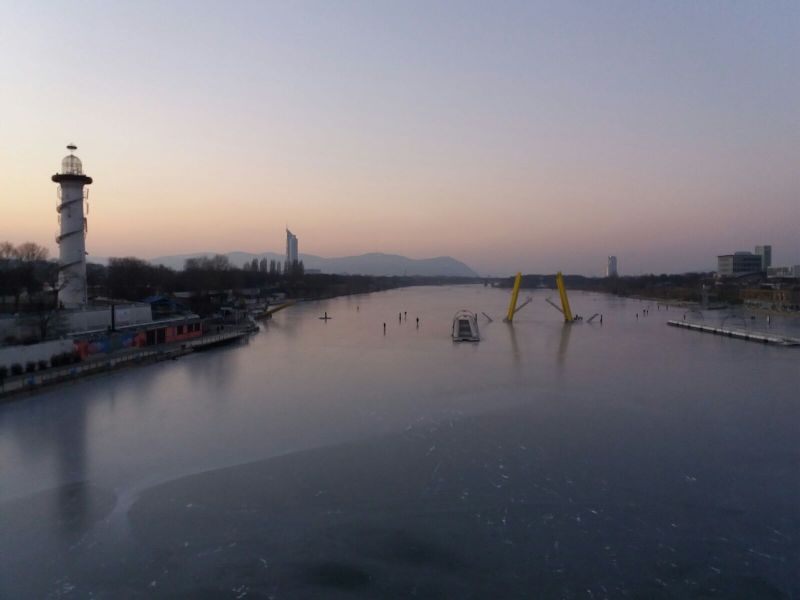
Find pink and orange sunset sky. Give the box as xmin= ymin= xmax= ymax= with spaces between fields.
xmin=1 ymin=1 xmax=798 ymax=276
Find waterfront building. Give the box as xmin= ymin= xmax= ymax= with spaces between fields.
xmin=755 ymin=245 xmax=772 ymax=270
xmin=286 ymin=228 xmax=299 ymax=265
xmin=71 ymin=315 xmax=204 ymax=359
xmin=606 ymin=256 xmax=618 ymax=277
xmin=717 ymin=252 xmax=763 ymax=277
xmin=767 ymin=265 xmax=800 ymax=279
xmin=52 ymin=145 xmax=92 ymax=308
xmin=741 ymin=287 xmax=800 ymax=312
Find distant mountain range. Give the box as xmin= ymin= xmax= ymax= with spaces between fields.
xmin=146 ymin=251 xmax=479 ymax=277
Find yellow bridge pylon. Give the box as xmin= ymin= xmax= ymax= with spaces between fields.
xmin=556 ymin=271 xmax=574 ymax=323
xmin=504 ymin=273 xmax=522 ymax=322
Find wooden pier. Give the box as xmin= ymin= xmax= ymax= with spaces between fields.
xmin=667 ymin=320 xmax=800 ymax=346
xmin=253 ymin=301 xmax=295 ymax=320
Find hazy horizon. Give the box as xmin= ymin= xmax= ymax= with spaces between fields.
xmin=142 ymin=248 xmax=715 ymax=278
xmin=2 ymin=1 xmax=798 ymax=276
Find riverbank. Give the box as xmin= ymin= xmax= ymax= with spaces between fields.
xmin=0 ymin=325 xmax=255 ymax=402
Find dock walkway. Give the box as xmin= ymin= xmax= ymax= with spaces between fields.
xmin=667 ymin=320 xmax=800 ymax=346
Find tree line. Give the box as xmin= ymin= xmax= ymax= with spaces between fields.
xmin=98 ymin=254 xmax=305 ymax=299
xmin=0 ymin=241 xmax=58 ymax=311
xmin=0 ymin=244 xmax=308 ymax=310
xmin=3 ymin=242 xmax=478 ymax=319
xmin=496 ymin=272 xmax=718 ymax=303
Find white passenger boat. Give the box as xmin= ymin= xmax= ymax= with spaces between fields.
xmin=452 ymin=310 xmax=480 ymax=342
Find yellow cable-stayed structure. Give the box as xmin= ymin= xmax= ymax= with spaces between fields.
xmin=556 ymin=271 xmax=574 ymax=323
xmin=505 ymin=272 xmax=522 ymax=322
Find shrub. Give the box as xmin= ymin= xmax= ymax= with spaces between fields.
xmin=25 ymin=362 xmax=37 ymax=373
xmin=10 ymin=363 xmax=22 ymax=376
xmin=37 ymin=359 xmax=49 ymax=370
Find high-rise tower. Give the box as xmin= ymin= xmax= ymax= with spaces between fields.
xmin=755 ymin=245 xmax=772 ymax=270
xmin=52 ymin=144 xmax=92 ymax=308
xmin=606 ymin=256 xmax=618 ymax=277
xmin=286 ymin=228 xmax=298 ymax=265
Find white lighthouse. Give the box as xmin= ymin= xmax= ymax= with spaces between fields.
xmin=52 ymin=144 xmax=93 ymax=308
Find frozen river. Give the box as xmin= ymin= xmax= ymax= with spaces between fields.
xmin=1 ymin=285 xmax=798 ymax=598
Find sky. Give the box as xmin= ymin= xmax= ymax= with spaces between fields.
xmin=1 ymin=1 xmax=798 ymax=276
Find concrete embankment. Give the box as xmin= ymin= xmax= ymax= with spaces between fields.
xmin=0 ymin=327 xmax=255 ymax=401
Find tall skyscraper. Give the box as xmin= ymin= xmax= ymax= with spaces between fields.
xmin=755 ymin=245 xmax=772 ymax=270
xmin=606 ymin=256 xmax=618 ymax=277
xmin=286 ymin=229 xmax=299 ymax=265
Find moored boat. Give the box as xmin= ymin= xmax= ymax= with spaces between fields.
xmin=452 ymin=310 xmax=480 ymax=342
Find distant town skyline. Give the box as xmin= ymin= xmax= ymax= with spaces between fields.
xmin=2 ymin=2 xmax=798 ymax=276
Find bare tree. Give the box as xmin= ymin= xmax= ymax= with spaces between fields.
xmin=184 ymin=257 xmax=201 ymax=270
xmin=0 ymin=241 xmax=50 ymax=310
xmin=19 ymin=307 xmax=68 ymax=341
xmin=0 ymin=241 xmax=16 ymax=259
xmin=42 ymin=261 xmax=70 ymax=308
xmin=15 ymin=242 xmax=49 ymax=262
xmin=210 ymin=254 xmax=232 ymax=271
